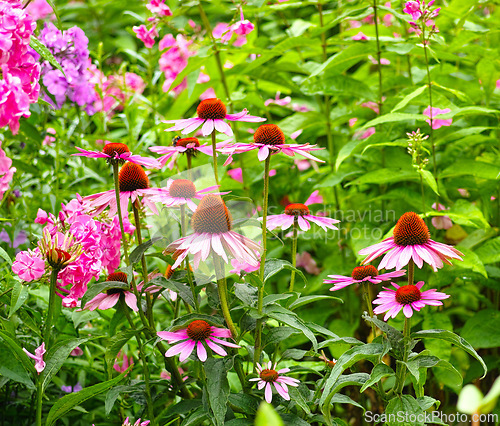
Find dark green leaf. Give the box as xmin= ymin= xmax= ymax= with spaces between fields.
xmin=204 ymin=358 xmax=232 ymax=426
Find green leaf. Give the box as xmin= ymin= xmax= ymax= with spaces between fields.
xmin=288 ymin=295 xmax=342 ymax=310
xmin=475 ymin=237 xmax=500 ymax=264
xmin=46 ymin=368 xmax=130 ymax=426
xmin=444 ymin=200 xmax=490 ymax=229
xmin=263 ymin=327 xmax=299 ymax=347
xmin=129 ymin=237 xmax=163 ymax=264
xmin=455 ymin=248 xmax=487 ymax=278
xmin=0 ymin=246 xmax=12 ymax=265
xmin=9 ymin=281 xmax=29 ymax=318
xmin=391 ymin=86 xmax=427 ymax=113
xmin=457 ymin=384 xmax=484 ymax=415
xmin=264 ymin=305 xmax=318 ymax=351
xmin=234 ymin=283 xmax=258 ymax=307
xmin=335 ymin=139 xmax=368 ymax=170
xmin=461 ymin=310 xmax=500 ymax=349
xmin=288 ymin=385 xmax=311 ymax=415
xmin=479 ymin=376 xmax=500 ymax=414
xmin=360 ymin=363 xmax=395 ymax=392
xmin=80 ymin=280 xmax=130 ymax=309
xmin=30 ymin=37 xmax=65 ymax=76
xmin=0 ymin=340 xmax=35 ymax=389
xmin=255 ymin=402 xmax=284 ymax=426
xmin=320 ymin=344 xmax=384 ymax=407
xmin=263 ymin=259 xmax=307 ymax=285
xmin=360 ymin=113 xmax=424 ymax=129
xmin=417 ymin=169 xmax=439 ymax=195
xmin=40 ymin=338 xmax=90 ymax=391
xmin=440 ymin=160 xmax=500 ymax=181
xmin=385 ymin=395 xmax=424 ymax=426
xmin=204 ymin=358 xmax=232 ymax=426
xmin=0 ymin=330 xmax=36 ymax=376
xmin=105 ymin=329 xmax=138 ymax=378
xmin=347 ymin=168 xmax=420 ymax=186
xmin=412 ymin=329 xmax=487 ymax=378
xmin=476 ymin=58 xmax=500 ymax=103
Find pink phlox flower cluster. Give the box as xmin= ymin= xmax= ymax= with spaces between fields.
xmin=25 ymin=0 xmax=53 ymax=21
xmin=0 ymin=1 xmax=40 ymax=134
xmin=404 ymin=0 xmax=440 ymax=36
xmin=123 ymin=418 xmax=150 ymax=426
xmin=37 ymin=23 xmax=96 ymax=112
xmin=158 ymin=33 xmax=196 ymax=94
xmin=146 ymin=0 xmax=172 ymax=21
xmin=213 ymin=9 xmax=254 ymax=47
xmin=89 ymin=66 xmax=145 ymax=114
xmin=23 ymin=342 xmax=46 ymax=374
xmin=133 ymin=24 xmax=158 ymax=48
xmin=0 ymin=141 xmax=16 ymax=200
xmin=114 ymin=351 xmax=134 ymax=373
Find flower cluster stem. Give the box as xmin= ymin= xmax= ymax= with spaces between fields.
xmin=254 ymin=156 xmax=271 ymax=365
xmin=363 ymin=282 xmax=377 ymax=338
xmin=210 ymin=130 xmax=219 ymax=185
xmin=43 ymin=268 xmax=60 ymax=344
xmin=289 ymin=219 xmax=298 ymax=292
xmin=112 ymin=163 xmax=130 ymax=265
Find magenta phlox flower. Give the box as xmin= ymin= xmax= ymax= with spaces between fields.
xmin=23 ymin=342 xmax=46 ymax=374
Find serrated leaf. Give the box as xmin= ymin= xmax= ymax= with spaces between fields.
xmin=205 ymin=358 xmax=232 ymax=426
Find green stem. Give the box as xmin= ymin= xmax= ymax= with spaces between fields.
xmin=363 ymin=282 xmax=377 ymax=338
xmin=186 ymin=152 xmax=193 ymax=181
xmin=422 ymin=27 xmax=439 ymax=194
xmin=289 ymin=219 xmax=298 ymax=292
xmin=180 ymin=205 xmax=199 ymax=312
xmin=254 ymin=156 xmax=271 ymax=365
xmin=44 ymin=268 xmax=60 ymax=344
xmin=132 ymin=202 xmax=154 ymax=328
xmin=35 ymin=381 xmax=42 ymax=426
xmin=121 ymin=299 xmax=156 ymax=426
xmin=210 ymin=130 xmax=219 ymax=185
xmin=318 ymin=3 xmax=340 ymax=211
xmin=213 ymin=254 xmax=238 ymax=339
xmin=112 ymin=163 xmax=130 ymax=265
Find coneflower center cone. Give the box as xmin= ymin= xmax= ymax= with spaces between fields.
xmin=164 ymin=265 xmax=174 ymax=279
xmin=260 ymin=369 xmax=279 ymax=382
xmin=393 ymin=212 xmax=430 ymax=246
xmin=395 ymin=284 xmax=421 ymax=304
xmin=169 ymin=179 xmax=197 ymax=199
xmin=106 ymin=272 xmax=129 ymax=294
xmin=284 ymin=203 xmax=309 ymax=216
xmin=197 ymin=98 xmax=227 ymax=120
xmin=191 ymin=194 xmax=232 ymax=234
xmin=174 ymin=137 xmax=200 ymax=148
xmin=351 ymin=265 xmax=379 ymax=280
xmin=103 ymin=142 xmax=130 ymax=157
xmin=254 ymin=124 xmax=285 ymax=146
xmin=186 ymin=320 xmax=212 ymax=341
xmin=119 ymin=162 xmax=149 ymax=192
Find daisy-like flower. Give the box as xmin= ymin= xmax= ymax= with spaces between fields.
xmin=373 ymin=281 xmax=450 ymax=320
xmin=262 ymin=193 xmax=339 ymax=232
xmin=249 ymin=362 xmax=300 ymax=403
xmin=149 ymin=136 xmax=231 ymax=169
xmin=84 ymin=272 xmax=138 ymax=312
xmin=164 ymin=98 xmax=265 ymax=137
xmin=325 ymin=265 xmax=406 ymax=291
xmin=23 ymin=343 xmax=46 ymax=374
xmin=157 ymin=319 xmax=240 ymax=362
xmin=359 ymin=212 xmax=463 ymax=271
xmin=82 ymin=162 xmax=168 ymax=217
xmin=72 ymin=142 xmax=161 ymax=168
xmin=149 ymin=178 xmax=224 ymax=212
xmin=225 ymin=124 xmax=325 ymax=163
xmin=164 ymin=194 xmax=261 ymax=269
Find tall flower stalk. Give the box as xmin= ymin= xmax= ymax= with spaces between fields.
xmin=113 ymin=162 xmax=131 ymax=265
xmin=289 ymin=219 xmax=298 ymax=292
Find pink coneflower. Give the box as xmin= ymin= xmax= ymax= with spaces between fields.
xmin=149 ymin=178 xmax=224 ymax=211
xmin=164 ymin=98 xmax=265 ymax=137
xmin=373 ymin=281 xmax=450 ymax=320
xmin=359 ymin=212 xmax=463 ymax=271
xmin=225 ymin=124 xmax=325 ymax=163
xmin=23 ymin=343 xmax=46 ymax=374
xmin=84 ymin=272 xmax=138 ymax=312
xmin=149 ymin=136 xmax=230 ymax=169
xmin=249 ymin=362 xmax=300 ymax=403
xmin=73 ymin=142 xmax=161 ymax=168
xmin=262 ymin=194 xmax=339 ymax=232
xmin=157 ymin=319 xmax=240 ymax=362
xmin=82 ymin=162 xmax=168 ymax=216
xmin=165 ymin=195 xmax=261 ymax=269
xmin=325 ymin=265 xmax=406 ymax=291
